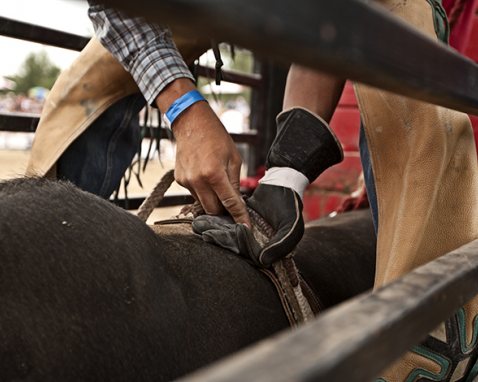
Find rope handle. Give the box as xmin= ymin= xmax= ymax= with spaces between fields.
xmin=137 ymin=169 xmax=175 ymax=222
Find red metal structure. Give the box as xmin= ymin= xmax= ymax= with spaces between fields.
xmin=301 ymin=0 xmax=478 ymax=221
xmin=239 ymin=1 xmax=478 ymax=222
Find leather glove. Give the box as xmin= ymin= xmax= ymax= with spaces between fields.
xmin=193 ymin=107 xmax=343 ymax=267
xmin=192 ymin=183 xmax=303 ymax=267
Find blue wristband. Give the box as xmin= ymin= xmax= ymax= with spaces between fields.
xmin=164 ymin=90 xmax=206 ymax=127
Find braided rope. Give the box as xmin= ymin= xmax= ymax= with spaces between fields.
xmin=248 ymin=207 xmax=315 ymax=324
xmin=284 ymin=257 xmax=315 ymax=322
xmin=259 ymin=268 xmax=299 ymax=327
xmin=137 ymin=169 xmax=175 ymax=222
xmin=274 ymin=258 xmax=315 ymax=324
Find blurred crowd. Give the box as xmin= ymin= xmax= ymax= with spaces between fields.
xmin=0 ymin=90 xmax=252 ymax=153
xmin=0 ymin=92 xmax=45 ymax=114
xmin=0 ymin=93 xmax=43 ymax=151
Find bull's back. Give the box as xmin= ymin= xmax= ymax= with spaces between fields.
xmin=0 ymin=178 xmax=287 ymax=381
xmin=0 ymin=178 xmax=375 ymax=381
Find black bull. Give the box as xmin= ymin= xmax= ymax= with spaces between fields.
xmin=0 ymin=178 xmax=376 ymax=381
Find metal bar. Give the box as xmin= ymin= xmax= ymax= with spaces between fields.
xmin=140 ymin=127 xmax=259 ymax=144
xmin=111 ymin=194 xmax=194 ymax=210
xmin=0 ymin=113 xmax=258 ymax=144
xmin=142 ymin=126 xmax=175 ymax=140
xmin=248 ymin=60 xmax=267 ymax=175
xmin=0 ymin=16 xmax=89 ymax=51
xmin=229 ymin=132 xmax=258 ymax=145
xmin=196 ymin=65 xmax=263 ymax=88
xmin=258 ymin=62 xmax=288 ymax=169
xmin=179 ymin=239 xmax=478 ymax=382
xmin=99 ymin=0 xmax=478 ymax=115
xmin=0 ymin=112 xmax=39 ymax=133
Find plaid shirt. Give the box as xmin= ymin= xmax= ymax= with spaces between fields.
xmin=88 ymin=5 xmax=195 ymax=104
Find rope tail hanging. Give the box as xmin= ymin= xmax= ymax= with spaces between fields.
xmin=248 ymin=207 xmax=315 ymax=324
xmin=137 ymin=169 xmax=175 ymax=222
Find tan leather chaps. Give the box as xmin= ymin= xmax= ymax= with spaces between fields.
xmin=354 ymin=0 xmax=478 ymax=380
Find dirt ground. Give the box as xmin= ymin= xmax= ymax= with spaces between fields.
xmin=0 ymin=150 xmax=31 ymax=179
xmin=0 ymin=149 xmax=189 ymax=225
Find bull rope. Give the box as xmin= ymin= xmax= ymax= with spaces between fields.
xmin=136 ymin=169 xmax=175 ymax=222
xmin=247 ymin=207 xmax=315 ymax=324
xmin=138 ymin=170 xmax=315 ymax=326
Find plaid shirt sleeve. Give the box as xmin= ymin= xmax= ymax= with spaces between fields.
xmin=88 ymin=5 xmax=195 ymax=104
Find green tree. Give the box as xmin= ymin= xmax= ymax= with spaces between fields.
xmin=8 ymin=51 xmax=60 ymax=94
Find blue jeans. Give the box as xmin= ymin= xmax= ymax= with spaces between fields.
xmin=56 ymin=93 xmax=146 ymax=198
xmin=359 ymin=123 xmax=378 ymax=232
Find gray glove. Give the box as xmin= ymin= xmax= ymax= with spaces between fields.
xmin=193 ymin=107 xmax=343 ymax=267
xmin=192 ymin=184 xmax=303 ymax=267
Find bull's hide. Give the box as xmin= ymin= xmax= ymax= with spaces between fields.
xmin=0 ymin=178 xmax=375 ymax=381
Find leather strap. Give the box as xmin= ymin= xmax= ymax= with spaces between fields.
xmin=153 ymin=218 xmax=323 ymax=328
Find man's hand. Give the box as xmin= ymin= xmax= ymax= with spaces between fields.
xmin=173 ymin=102 xmax=250 ymax=225
xmin=192 ymin=184 xmax=303 ymax=267
xmin=156 ymin=79 xmax=250 ymax=226
xmin=192 ymin=107 xmax=344 ymax=267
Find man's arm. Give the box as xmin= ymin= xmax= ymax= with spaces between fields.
xmin=87 ymin=4 xmax=250 ymax=225
xmin=88 ymin=5 xmax=194 ymax=104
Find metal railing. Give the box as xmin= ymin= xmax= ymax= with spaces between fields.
xmin=179 ymin=239 xmax=478 ymax=382
xmin=90 ymin=0 xmax=478 ymax=380
xmin=102 ymin=0 xmax=478 ymax=115
xmin=3 ymin=1 xmax=478 ymax=379
xmin=0 ymin=15 xmax=89 ymax=50
xmin=0 ymin=14 xmax=276 ymax=208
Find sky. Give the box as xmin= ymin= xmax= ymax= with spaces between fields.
xmin=0 ymin=0 xmax=93 ymax=78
